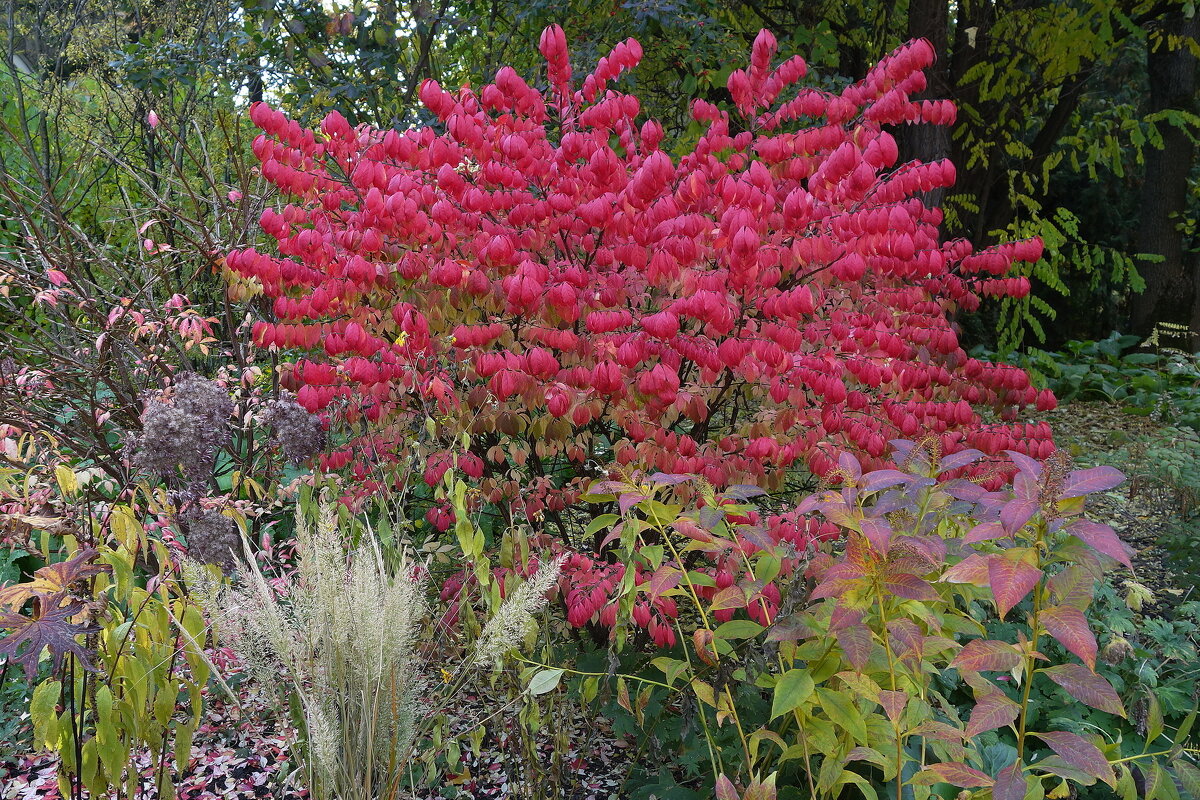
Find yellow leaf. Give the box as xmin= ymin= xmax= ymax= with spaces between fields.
xmin=54 ymin=464 xmax=78 ymax=497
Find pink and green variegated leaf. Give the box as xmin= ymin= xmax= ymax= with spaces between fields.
xmin=952 ymin=639 xmax=1024 ymax=672
xmin=965 ymin=691 xmax=1020 ymax=738
xmin=715 ymin=774 xmax=739 ymax=800
xmin=988 ymin=551 xmax=1043 ymax=619
xmin=1060 ymin=466 xmax=1125 ymax=499
xmin=919 ymin=762 xmax=994 ymax=788
xmin=836 ymin=623 xmax=874 ymax=671
xmin=883 ymin=574 xmax=939 ymax=601
xmin=1032 ymin=731 xmax=1116 ymax=787
xmin=709 ymin=585 xmax=747 ymax=611
xmin=1048 ymin=565 xmax=1097 ymax=611
xmin=879 ymin=689 xmax=908 ymax=723
xmin=1041 ymin=663 xmax=1125 ymax=717
xmin=992 ymin=762 xmax=1028 ymax=800
xmin=648 ymin=565 xmax=682 ymax=598
xmin=941 ymin=553 xmax=991 ymax=586
xmin=1065 ymin=519 xmax=1134 ymax=569
xmin=1040 ymin=604 xmax=1097 ymax=669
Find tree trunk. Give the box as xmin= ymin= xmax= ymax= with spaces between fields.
xmin=896 ymin=0 xmax=951 ymax=204
xmin=1129 ymin=12 xmax=1200 ymax=347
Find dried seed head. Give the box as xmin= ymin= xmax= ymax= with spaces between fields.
xmin=1100 ymin=636 xmax=1134 ymax=666
xmin=130 ymin=373 xmax=233 ymax=485
xmin=260 ymin=393 xmax=326 ymax=464
xmin=181 ymin=508 xmax=240 ymax=573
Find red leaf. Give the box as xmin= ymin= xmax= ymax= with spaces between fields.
xmin=1065 ymin=519 xmax=1133 ymax=569
xmin=988 ymin=552 xmax=1042 ymax=619
xmin=1041 ymin=663 xmax=1125 ymax=717
xmin=992 ymin=762 xmax=1027 ymax=800
xmin=1032 ymin=731 xmax=1115 ymax=787
xmin=965 ymin=691 xmax=1020 ymax=738
xmin=1061 ymin=466 xmax=1124 ymax=498
xmin=923 ymin=762 xmax=994 ymax=788
xmin=952 ymin=639 xmax=1023 ymax=672
xmin=1040 ymin=604 xmax=1097 ymax=670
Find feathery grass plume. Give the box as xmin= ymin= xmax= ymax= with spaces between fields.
xmin=474 ymin=554 xmax=565 ymax=667
xmin=206 ymin=500 xmax=428 ymax=800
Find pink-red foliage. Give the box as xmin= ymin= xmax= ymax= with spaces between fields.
xmin=229 ymin=27 xmax=1055 ymax=516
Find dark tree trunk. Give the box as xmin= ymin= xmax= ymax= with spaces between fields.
xmin=896 ymin=0 xmax=951 ymax=211
xmin=1129 ymin=11 xmax=1200 ymax=347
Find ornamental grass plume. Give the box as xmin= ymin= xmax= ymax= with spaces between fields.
xmin=474 ymin=554 xmax=565 ymax=666
xmin=207 ymin=500 xmax=427 ymax=800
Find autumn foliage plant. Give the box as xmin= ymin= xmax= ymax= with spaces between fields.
xmin=564 ymin=442 xmax=1197 ymax=800
xmin=230 ymin=26 xmax=1056 ymax=531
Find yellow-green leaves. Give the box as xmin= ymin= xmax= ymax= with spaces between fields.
xmin=770 ymin=669 xmax=815 ymax=720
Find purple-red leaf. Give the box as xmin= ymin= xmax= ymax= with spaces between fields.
xmin=939 ymin=448 xmax=986 ymax=473
xmin=861 ymin=470 xmax=912 ymax=492
xmin=922 ymin=762 xmax=994 ymax=788
xmin=1032 ymin=731 xmax=1115 ymax=786
xmin=860 ymin=518 xmax=892 ymax=554
xmin=1005 ymin=450 xmax=1043 ymax=481
xmin=709 ymin=586 xmax=746 ymax=611
xmin=988 ymin=552 xmax=1043 ymax=619
xmin=723 ymin=483 xmax=767 ymax=501
xmin=716 ymin=774 xmax=739 ymax=800
xmin=964 ymin=521 xmax=1006 ymax=545
xmin=883 ymin=573 xmax=938 ymax=601
xmin=965 ymin=691 xmax=1020 ymax=738
xmin=0 ymin=595 xmax=100 ymax=681
xmin=1065 ymin=519 xmax=1133 ymax=569
xmin=648 ymin=565 xmax=682 ymax=598
xmin=952 ymin=639 xmax=1024 ymax=672
xmin=1061 ymin=466 xmax=1124 ymax=498
xmin=1040 ymin=604 xmax=1097 ymax=670
xmin=941 ymin=554 xmax=991 ymax=586
xmin=1000 ymin=499 xmax=1038 ymax=535
xmin=836 ymin=623 xmax=874 ymax=671
xmin=1041 ymin=663 xmax=1125 ymax=717
xmin=992 ymin=762 xmax=1027 ymax=800
xmin=879 ymin=689 xmax=908 ymax=723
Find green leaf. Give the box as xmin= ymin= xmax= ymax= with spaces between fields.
xmin=715 ymin=620 xmax=764 ymax=640
xmin=771 ymin=669 xmax=815 ymax=720
xmin=527 ymin=668 xmax=564 ymax=696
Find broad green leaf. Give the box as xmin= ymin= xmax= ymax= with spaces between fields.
xmin=527 ymin=668 xmax=564 ymax=696
xmin=771 ymin=669 xmax=815 ymax=720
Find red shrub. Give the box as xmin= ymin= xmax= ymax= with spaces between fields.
xmin=229 ymin=28 xmax=1053 ymax=514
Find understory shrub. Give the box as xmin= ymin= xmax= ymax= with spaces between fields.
xmin=541 ymin=441 xmax=1198 ymax=799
